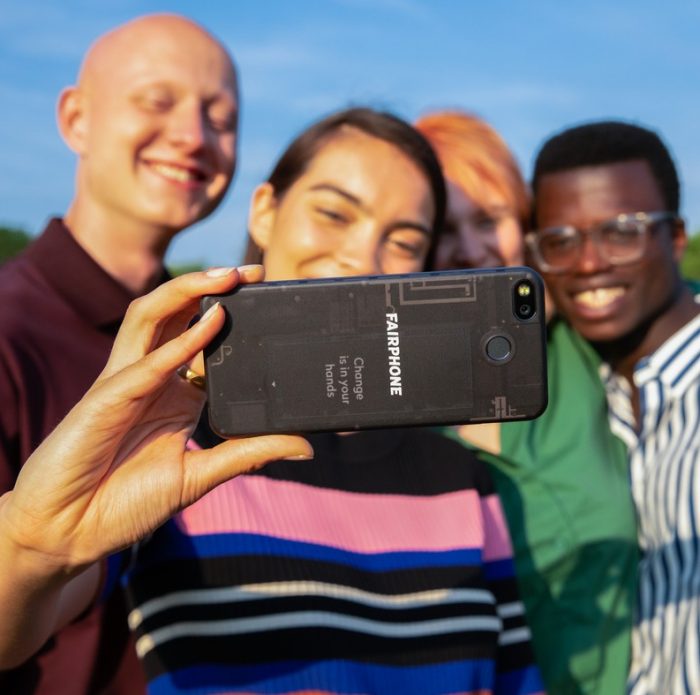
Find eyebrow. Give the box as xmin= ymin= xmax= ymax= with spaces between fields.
xmin=309 ymin=183 xmax=364 ymax=207
xmin=308 ymin=183 xmax=432 ymax=236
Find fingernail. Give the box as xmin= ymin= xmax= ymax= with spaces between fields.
xmin=200 ymin=301 xmax=220 ymax=322
xmin=206 ymin=267 xmax=236 ymax=278
xmin=238 ymin=264 xmax=264 ymax=279
xmin=283 ymin=453 xmax=314 ymax=461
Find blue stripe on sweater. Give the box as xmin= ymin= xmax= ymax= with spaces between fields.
xmin=148 ymin=658 xmax=504 ymax=694
xmin=133 ymin=525 xmax=484 ymax=574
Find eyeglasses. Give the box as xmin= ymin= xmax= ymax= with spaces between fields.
xmin=525 ymin=211 xmax=679 ymax=273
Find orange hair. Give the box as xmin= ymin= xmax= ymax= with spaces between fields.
xmin=415 ymin=110 xmax=530 ymax=231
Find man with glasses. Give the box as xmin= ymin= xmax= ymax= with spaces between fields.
xmin=527 ymin=120 xmax=699 ymax=694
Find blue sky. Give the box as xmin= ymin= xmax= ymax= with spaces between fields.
xmin=1 ymin=0 xmax=698 ymax=267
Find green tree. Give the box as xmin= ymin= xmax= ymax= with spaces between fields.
xmin=681 ymin=230 xmax=700 ymax=282
xmin=167 ymin=261 xmax=205 ymax=276
xmin=0 ymin=225 xmax=207 ymax=274
xmin=0 ymin=226 xmax=32 ymax=264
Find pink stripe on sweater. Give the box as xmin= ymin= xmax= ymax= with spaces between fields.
xmin=481 ymin=494 xmax=514 ymax=561
xmin=177 ymin=475 xmax=486 ymax=554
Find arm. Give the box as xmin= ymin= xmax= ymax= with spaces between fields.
xmin=0 ymin=266 xmax=313 ymax=668
xmin=0 ymin=544 xmax=101 ymax=669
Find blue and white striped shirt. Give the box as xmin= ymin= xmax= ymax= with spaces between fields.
xmin=602 ymin=308 xmax=700 ymax=695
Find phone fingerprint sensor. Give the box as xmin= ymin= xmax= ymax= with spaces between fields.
xmin=485 ymin=335 xmax=512 ymax=362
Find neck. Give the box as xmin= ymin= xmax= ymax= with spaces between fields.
xmin=64 ymin=202 xmax=175 ymax=295
xmin=594 ymin=283 xmax=700 ymax=385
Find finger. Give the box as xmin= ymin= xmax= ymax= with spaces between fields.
xmin=181 ymin=434 xmax=314 ymax=507
xmin=156 ymin=266 xmax=265 ymax=350
xmin=103 ymin=268 xmax=241 ymax=377
xmin=90 ymin=299 xmax=227 ymax=410
xmin=189 ymin=351 xmax=205 ymax=378
xmin=153 ymin=265 xmax=266 ymax=384
xmin=237 ymin=264 xmax=265 ymax=284
xmin=156 ymin=265 xmax=263 ymax=356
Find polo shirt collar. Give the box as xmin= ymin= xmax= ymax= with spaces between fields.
xmin=25 ymin=218 xmax=169 ymax=331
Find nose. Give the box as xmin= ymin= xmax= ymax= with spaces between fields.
xmin=334 ymin=226 xmax=383 ymax=276
xmin=167 ymin=102 xmax=208 ymax=151
xmin=453 ymin=224 xmax=489 ymax=269
xmin=575 ymin=231 xmax=610 ymax=274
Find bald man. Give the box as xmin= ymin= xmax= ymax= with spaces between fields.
xmin=0 ymin=14 xmax=238 ymax=694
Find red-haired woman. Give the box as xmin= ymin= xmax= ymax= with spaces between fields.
xmin=415 ymin=110 xmax=529 ymax=271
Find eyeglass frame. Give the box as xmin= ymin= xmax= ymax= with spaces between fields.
xmin=524 ymin=211 xmax=680 ymax=274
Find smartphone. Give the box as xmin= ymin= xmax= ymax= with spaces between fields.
xmin=201 ymin=267 xmax=547 ymax=437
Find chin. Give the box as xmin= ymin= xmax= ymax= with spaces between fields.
xmin=570 ymin=320 xmax=633 ymax=346
xmin=148 ymin=205 xmax=211 ymax=231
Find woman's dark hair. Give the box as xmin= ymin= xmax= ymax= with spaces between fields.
xmin=243 ymin=106 xmax=446 ymax=265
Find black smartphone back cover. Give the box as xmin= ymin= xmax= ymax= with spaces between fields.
xmin=202 ymin=268 xmax=547 ymax=436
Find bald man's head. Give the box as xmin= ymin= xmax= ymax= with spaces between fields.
xmin=78 ymin=14 xmax=237 ymax=97
xmin=59 ymin=13 xmax=239 ymax=242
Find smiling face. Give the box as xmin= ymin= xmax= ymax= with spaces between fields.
xmin=61 ymin=15 xmax=238 ymax=237
xmin=433 ymin=178 xmax=523 ymax=270
xmin=249 ymin=127 xmax=435 ymax=281
xmin=535 ymin=159 xmax=686 ymax=344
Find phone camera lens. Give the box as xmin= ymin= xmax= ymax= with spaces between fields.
xmin=513 ymin=280 xmax=536 ymax=321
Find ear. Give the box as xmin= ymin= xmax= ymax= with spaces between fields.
xmin=248 ymin=182 xmax=278 ymax=252
xmin=57 ymin=86 xmax=88 ymax=155
xmin=671 ymin=217 xmax=688 ymax=263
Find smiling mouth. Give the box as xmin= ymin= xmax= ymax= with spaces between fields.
xmin=573 ymin=287 xmax=626 ymax=309
xmin=150 ymin=162 xmax=207 ymax=184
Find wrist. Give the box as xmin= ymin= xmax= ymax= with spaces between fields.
xmin=0 ymin=491 xmax=83 ymax=588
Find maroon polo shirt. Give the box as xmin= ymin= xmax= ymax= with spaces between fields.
xmin=0 ymin=218 xmax=165 ymax=693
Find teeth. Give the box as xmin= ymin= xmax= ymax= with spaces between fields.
xmin=574 ymin=287 xmax=625 ymax=308
xmin=151 ymin=162 xmax=198 ymax=183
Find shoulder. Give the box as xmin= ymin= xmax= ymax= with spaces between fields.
xmin=0 ymin=256 xmax=50 ymax=342
xmin=0 ymin=256 xmax=62 ymax=349
xmin=685 ymin=278 xmax=700 ymax=296
xmin=548 ymin=317 xmax=601 ymax=367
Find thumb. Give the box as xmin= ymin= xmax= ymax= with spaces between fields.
xmin=181 ymin=435 xmax=313 ymax=505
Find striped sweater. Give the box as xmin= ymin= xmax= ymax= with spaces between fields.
xmin=120 ymin=428 xmax=544 ymax=694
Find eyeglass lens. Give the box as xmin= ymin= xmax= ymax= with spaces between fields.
xmin=539 ymin=218 xmax=647 ymax=270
